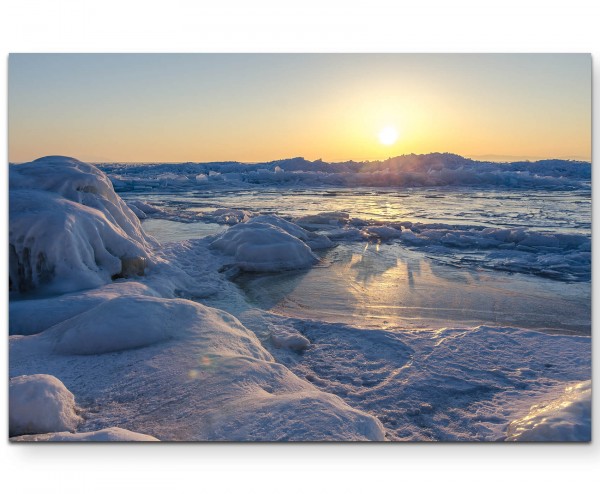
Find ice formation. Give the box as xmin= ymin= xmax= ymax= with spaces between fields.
xmin=9 ymin=374 xmax=82 ymax=437
xmin=506 ymin=380 xmax=591 ymax=441
xmin=10 ymin=281 xmax=160 ymax=336
xmin=270 ymin=325 xmax=311 ymax=351
xmin=11 ymin=427 xmax=160 ymax=442
xmin=9 ymin=156 xmax=157 ymax=293
xmin=210 ymin=221 xmax=319 ymax=272
xmin=246 ymin=215 xmax=334 ymax=250
xmin=100 ymin=153 xmax=591 ymax=191
xmin=10 ymin=292 xmax=385 ymax=441
xmin=203 ymin=208 xmax=253 ymax=225
xmin=8 ymin=154 xmax=590 ymax=442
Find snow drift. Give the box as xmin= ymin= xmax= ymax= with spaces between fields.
xmin=9 ymin=156 xmax=157 ymax=294
xmin=9 ymin=374 xmax=82 ymax=437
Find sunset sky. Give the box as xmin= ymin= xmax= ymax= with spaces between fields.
xmin=8 ymin=53 xmax=591 ymax=163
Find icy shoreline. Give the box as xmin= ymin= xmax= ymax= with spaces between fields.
xmin=8 ymin=156 xmax=591 ymax=442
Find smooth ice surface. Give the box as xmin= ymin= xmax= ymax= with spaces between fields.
xmin=9 ymin=374 xmax=82 ymax=437
xmin=11 ymin=427 xmax=160 ymax=442
xmin=506 ymin=380 xmax=591 ymax=441
xmin=239 ymin=243 xmax=590 ymax=334
xmin=141 ymin=219 xmax=227 ymax=243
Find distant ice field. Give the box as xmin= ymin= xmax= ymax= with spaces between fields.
xmin=127 ymin=186 xmax=591 ymax=236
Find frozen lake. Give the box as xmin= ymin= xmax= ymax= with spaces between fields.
xmin=133 ymin=186 xmax=591 ymax=335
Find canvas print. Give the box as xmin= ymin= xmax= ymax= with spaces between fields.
xmin=8 ymin=54 xmax=591 ymax=442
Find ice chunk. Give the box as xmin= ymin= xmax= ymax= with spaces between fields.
xmin=9 ymin=374 xmax=82 ymax=437
xmin=295 ymin=211 xmax=351 ymax=230
xmin=210 ymin=222 xmax=318 ymax=272
xmin=270 ymin=326 xmax=310 ymax=351
xmin=204 ymin=208 xmax=253 ymax=225
xmin=127 ymin=200 xmax=163 ymax=215
xmin=247 ymin=215 xmax=334 ymax=249
xmin=11 ymin=427 xmax=159 ymax=442
xmin=506 ymin=380 xmax=591 ymax=442
xmin=362 ymin=225 xmax=402 ymax=240
xmin=127 ymin=202 xmax=147 ymax=219
xmin=9 ymin=156 xmax=157 ymax=293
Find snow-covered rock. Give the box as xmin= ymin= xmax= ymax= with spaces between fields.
xmin=11 ymin=427 xmax=159 ymax=442
xmin=9 ymin=374 xmax=82 ymax=437
xmin=9 ymin=156 xmax=158 ymax=294
xmin=210 ymin=221 xmax=318 ymax=272
xmin=506 ymin=380 xmax=591 ymax=442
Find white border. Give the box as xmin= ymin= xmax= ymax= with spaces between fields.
xmin=1 ymin=1 xmax=599 ymax=493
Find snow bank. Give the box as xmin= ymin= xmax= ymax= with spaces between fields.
xmin=210 ymin=221 xmax=318 ymax=272
xmin=9 ymin=374 xmax=81 ymax=437
xmin=9 ymin=156 xmax=158 ymax=293
xmin=506 ymin=380 xmax=591 ymax=442
xmin=11 ymin=427 xmax=159 ymax=442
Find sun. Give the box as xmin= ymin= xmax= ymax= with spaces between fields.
xmin=378 ymin=126 xmax=399 ymax=146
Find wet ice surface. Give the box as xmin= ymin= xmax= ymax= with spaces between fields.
xmin=238 ymin=243 xmax=590 ymax=335
xmin=121 ymin=186 xmax=591 ymax=235
xmin=141 ymin=218 xmax=227 ymax=243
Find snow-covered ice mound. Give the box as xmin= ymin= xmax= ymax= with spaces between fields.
xmin=46 ymin=296 xmax=196 ymax=355
xmin=10 ymin=295 xmax=385 ymax=441
xmin=247 ymin=215 xmax=334 ymax=250
xmin=11 ymin=427 xmax=159 ymax=442
xmin=9 ymin=156 xmax=158 ymax=294
xmin=210 ymin=220 xmax=318 ymax=272
xmin=506 ymin=380 xmax=591 ymax=442
xmin=9 ymin=374 xmax=82 ymax=437
xmin=10 ymin=281 xmax=160 ymax=336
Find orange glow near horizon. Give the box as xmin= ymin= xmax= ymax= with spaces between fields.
xmin=8 ymin=54 xmax=591 ymax=164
